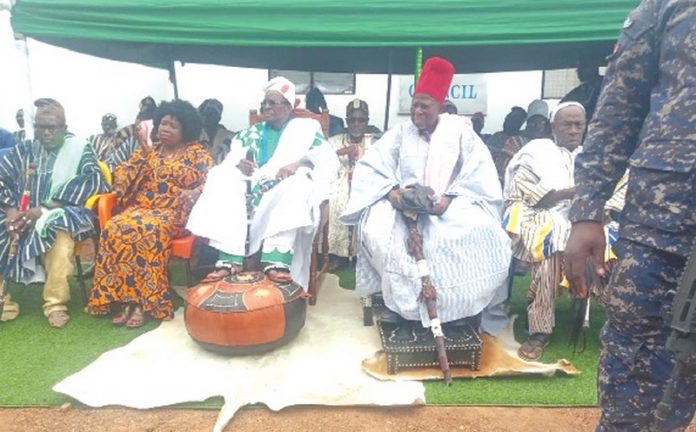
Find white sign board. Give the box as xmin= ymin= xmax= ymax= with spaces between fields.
xmin=398 ymin=74 xmax=488 ymax=115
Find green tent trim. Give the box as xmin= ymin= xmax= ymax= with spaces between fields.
xmin=11 ymin=0 xmax=638 ymax=72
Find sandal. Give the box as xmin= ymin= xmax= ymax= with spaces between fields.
xmin=518 ymin=333 xmax=551 ymax=361
xmin=263 ymin=264 xmax=293 ymax=283
xmin=202 ymin=261 xmax=242 ymax=283
xmin=47 ymin=310 xmax=70 ymax=329
xmin=111 ymin=304 xmax=133 ymax=326
xmin=125 ymin=306 xmax=145 ymax=329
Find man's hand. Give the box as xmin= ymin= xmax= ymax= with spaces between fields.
xmin=276 ymin=162 xmax=301 ymax=180
xmin=337 ymin=144 xmax=361 ymax=160
xmin=537 ymin=187 xmax=576 ymax=209
xmin=4 ymin=207 xmax=19 ymax=232
xmin=135 ymin=120 xmax=154 ymax=152
xmin=237 ymin=158 xmax=257 ymax=176
xmin=6 ymin=207 xmax=42 ymax=235
xmin=387 ymin=188 xmax=406 ymax=210
xmin=430 ymin=196 xmax=452 ymax=216
xmin=564 ymin=221 xmax=607 ymax=300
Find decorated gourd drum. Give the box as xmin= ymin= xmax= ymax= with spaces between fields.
xmin=185 ymin=271 xmax=307 ymax=355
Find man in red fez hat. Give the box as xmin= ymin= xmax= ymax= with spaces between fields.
xmin=342 ymin=57 xmax=511 ymax=340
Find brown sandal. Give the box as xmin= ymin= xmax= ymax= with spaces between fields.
xmin=112 ymin=304 xmax=133 ymax=326
xmin=263 ymin=264 xmax=293 ymax=283
xmin=518 ymin=333 xmax=551 ymax=361
xmin=125 ymin=306 xmax=145 ymax=329
xmin=47 ymin=310 xmax=70 ymax=329
xmin=202 ymin=261 xmax=242 ymax=283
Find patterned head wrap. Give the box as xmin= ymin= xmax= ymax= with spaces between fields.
xmin=264 ymin=77 xmax=296 ymax=106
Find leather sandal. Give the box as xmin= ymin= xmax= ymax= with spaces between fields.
xmin=202 ymin=261 xmax=242 ymax=283
xmin=125 ymin=306 xmax=145 ymax=329
xmin=263 ymin=264 xmax=293 ymax=283
xmin=47 ymin=310 xmax=70 ymax=329
xmin=112 ymin=304 xmax=133 ymax=326
xmin=518 ymin=333 xmax=551 ymax=361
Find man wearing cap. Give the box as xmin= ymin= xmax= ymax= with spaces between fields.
xmin=326 ymin=99 xmax=380 ymax=269
xmin=88 ymin=113 xmax=118 ymax=161
xmin=503 ymin=101 xmax=622 ymax=360
xmin=198 ymin=98 xmax=235 ymax=164
xmin=499 ymin=100 xmax=552 ymax=174
xmin=342 ymin=57 xmax=511 ymax=336
xmin=0 ymin=98 xmax=108 ymax=327
xmin=187 ymin=77 xmax=338 ymax=286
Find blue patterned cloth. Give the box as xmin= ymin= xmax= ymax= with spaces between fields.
xmin=0 ymin=136 xmax=109 ymax=282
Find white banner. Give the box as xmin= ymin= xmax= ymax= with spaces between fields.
xmin=398 ymin=74 xmax=488 ymax=115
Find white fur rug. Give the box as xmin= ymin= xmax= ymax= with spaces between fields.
xmin=53 ymin=274 xmax=425 ymax=431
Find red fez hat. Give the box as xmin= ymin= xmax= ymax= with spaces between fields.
xmin=414 ymin=57 xmax=455 ymax=103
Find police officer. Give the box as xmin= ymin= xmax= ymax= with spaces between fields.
xmin=564 ymin=0 xmax=695 ymax=430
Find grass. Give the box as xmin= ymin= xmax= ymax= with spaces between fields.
xmin=1 ymin=265 xmax=603 ymax=407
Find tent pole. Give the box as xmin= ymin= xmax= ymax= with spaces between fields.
xmin=383 ymin=49 xmax=393 ymax=132
xmin=169 ymin=60 xmax=179 ymax=99
xmin=168 ymin=47 xmax=179 ymax=99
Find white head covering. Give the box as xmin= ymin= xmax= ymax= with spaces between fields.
xmin=550 ymin=101 xmax=585 ymax=123
xmin=264 ymin=76 xmax=296 ymax=107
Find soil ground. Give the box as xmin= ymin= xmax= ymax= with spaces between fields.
xmin=2 ymin=406 xmax=695 ymax=432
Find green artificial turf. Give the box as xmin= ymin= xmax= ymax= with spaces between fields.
xmin=2 ymin=265 xmax=603 ymax=407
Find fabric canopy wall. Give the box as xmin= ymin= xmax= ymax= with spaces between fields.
xmin=10 ymin=0 xmax=638 ymax=73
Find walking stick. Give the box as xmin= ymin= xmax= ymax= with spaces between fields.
xmin=243 ymin=149 xmax=278 ymax=269
xmin=402 ymin=210 xmax=452 ymax=385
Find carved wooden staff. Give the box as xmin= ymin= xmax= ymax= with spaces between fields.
xmin=402 ymin=211 xmax=452 ymax=385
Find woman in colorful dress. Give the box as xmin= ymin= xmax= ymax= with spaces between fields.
xmin=88 ymin=100 xmax=213 ymax=328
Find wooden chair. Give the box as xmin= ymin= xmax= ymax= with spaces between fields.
xmin=248 ymin=108 xmax=331 ymax=305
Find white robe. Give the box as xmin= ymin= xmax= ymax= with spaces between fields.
xmin=341 ymin=114 xmax=511 ymax=331
xmin=187 ymin=117 xmax=339 ymax=289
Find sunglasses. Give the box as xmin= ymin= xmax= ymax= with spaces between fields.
xmin=347 ymin=117 xmax=368 ymax=124
xmin=260 ymin=99 xmax=290 ymax=109
xmin=34 ymin=123 xmax=65 ymax=132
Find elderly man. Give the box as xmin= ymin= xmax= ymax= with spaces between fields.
xmin=187 ymin=77 xmax=338 ymax=286
xmin=342 ymin=57 xmax=511 ymax=337
xmin=88 ymin=113 xmax=118 ymax=161
xmin=0 ymin=98 xmax=108 ymax=327
xmin=503 ymin=101 xmax=620 ymax=360
xmin=198 ymin=98 xmax=235 ymax=164
xmin=327 ymin=99 xmax=379 ymax=269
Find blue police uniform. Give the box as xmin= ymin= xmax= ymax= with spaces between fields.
xmin=569 ymin=0 xmax=696 ymax=430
